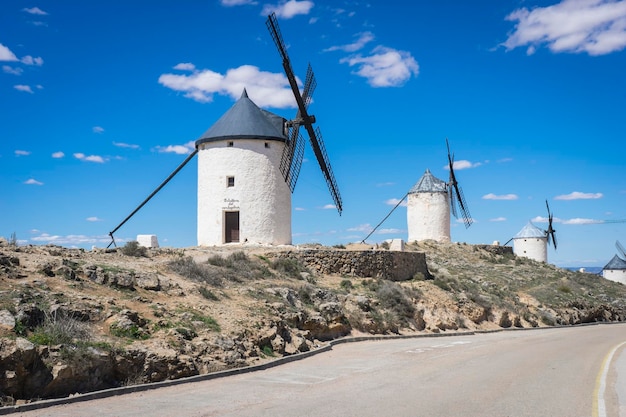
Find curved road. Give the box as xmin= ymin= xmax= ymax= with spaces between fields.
xmin=10 ymin=324 xmax=626 ymax=417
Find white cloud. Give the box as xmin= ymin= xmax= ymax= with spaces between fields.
xmin=74 ymin=153 xmax=106 ymax=163
xmin=24 ymin=178 xmax=43 ymax=185
xmin=51 ymin=151 xmax=65 ymax=158
xmin=155 ymin=141 xmax=195 ymax=155
xmin=445 ymin=160 xmax=481 ymax=170
xmin=3 ymin=65 xmax=23 ymax=75
xmin=30 ymin=233 xmax=115 ymax=246
xmin=159 ymin=64 xmax=296 ymax=108
xmin=340 ymin=46 xmax=419 ymax=87
xmin=321 ymin=204 xmax=336 ymax=210
xmin=490 ymin=217 xmax=507 ymax=222
xmin=92 ymin=126 xmax=105 ymax=134
xmin=385 ymin=197 xmax=408 ymax=207
xmin=22 ymin=7 xmax=48 ymax=15
xmin=0 ymin=43 xmax=18 ymax=61
xmin=14 ymin=84 xmax=34 ymax=93
xmin=482 ymin=193 xmax=519 ymax=200
xmin=15 ymin=150 xmax=31 ymax=156
xmin=173 ymin=62 xmax=196 ymax=71
xmin=531 ymin=215 xmax=562 ymax=224
xmin=113 ymin=142 xmax=140 ymax=149
xmin=295 ymin=207 xmax=306 ymax=211
xmin=221 ymin=0 xmax=258 ymax=6
xmin=554 ymin=191 xmax=603 ymax=200
xmin=377 ymin=228 xmax=404 ymax=234
xmin=502 ymin=0 xmax=626 ymax=56
xmin=86 ymin=217 xmax=103 ymax=222
xmin=262 ymin=0 xmax=314 ymax=19
xmin=347 ymin=223 xmax=373 ymax=232
xmin=21 ymin=56 xmax=43 ymax=66
xmin=562 ymin=217 xmax=603 ymax=224
xmin=324 ymin=32 xmax=375 ymax=52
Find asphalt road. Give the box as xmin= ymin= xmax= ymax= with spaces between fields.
xmin=10 ymin=324 xmax=626 ymax=417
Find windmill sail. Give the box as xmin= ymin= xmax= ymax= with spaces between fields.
xmin=446 ymin=139 xmax=472 ymax=228
xmin=545 ymin=200 xmax=557 ymax=250
xmin=279 ymin=64 xmax=315 ymax=192
xmin=617 ymin=240 xmax=626 ymax=260
xmin=266 ymin=12 xmax=343 ymax=214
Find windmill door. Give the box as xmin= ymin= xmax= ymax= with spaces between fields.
xmin=224 ymin=211 xmax=240 ymax=243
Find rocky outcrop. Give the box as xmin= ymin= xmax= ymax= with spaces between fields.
xmin=1 ymin=241 xmax=625 ymax=406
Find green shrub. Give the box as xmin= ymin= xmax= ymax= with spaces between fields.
xmin=168 ymin=256 xmax=223 ymax=286
xmin=271 ymin=257 xmax=308 ymax=279
xmin=376 ymin=281 xmax=416 ymax=321
xmin=261 ymin=345 xmax=274 ymax=357
xmin=199 ymin=286 xmax=219 ymax=301
xmin=28 ymin=311 xmax=91 ymax=346
xmin=206 ymin=252 xmax=273 ymax=282
xmin=120 ymin=241 xmax=147 ymax=257
xmin=340 ymin=279 xmax=353 ymax=291
xmin=558 ymin=284 xmax=572 ymax=294
xmin=110 ymin=323 xmax=149 ymax=340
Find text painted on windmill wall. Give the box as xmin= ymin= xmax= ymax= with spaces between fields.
xmin=222 ymin=198 xmax=240 ymax=210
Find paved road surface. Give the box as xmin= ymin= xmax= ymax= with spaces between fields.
xmin=10 ymin=324 xmax=626 ymax=417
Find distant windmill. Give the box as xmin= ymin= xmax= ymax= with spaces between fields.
xmin=362 ymin=138 xmax=472 ymax=243
xmin=107 ymin=13 xmax=342 ymax=247
xmin=602 ymin=240 xmax=626 ymax=284
xmin=508 ymin=200 xmax=557 ymax=263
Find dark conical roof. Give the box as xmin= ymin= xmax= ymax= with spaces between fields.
xmin=409 ymin=169 xmax=447 ymax=193
xmin=195 ymin=89 xmax=287 ymax=146
xmin=603 ymin=254 xmax=626 ymax=270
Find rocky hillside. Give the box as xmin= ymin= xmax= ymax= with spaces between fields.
xmin=1 ymin=238 xmax=625 ymax=406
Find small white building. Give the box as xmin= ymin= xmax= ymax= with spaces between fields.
xmin=407 ymin=169 xmax=450 ymax=243
xmin=602 ymin=255 xmax=626 ymax=285
xmin=195 ymin=90 xmax=292 ymax=246
xmin=512 ymin=221 xmax=548 ymax=263
xmin=136 ymin=234 xmax=159 ymax=248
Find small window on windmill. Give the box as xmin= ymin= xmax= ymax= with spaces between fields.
xmin=227 ymin=141 xmax=234 ymax=147
xmin=227 ymin=176 xmax=235 ymax=187
xmin=264 ymin=142 xmax=270 ymax=148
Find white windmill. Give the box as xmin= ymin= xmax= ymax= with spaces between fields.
xmin=362 ymin=139 xmax=472 ymax=244
xmin=509 ymin=200 xmax=557 ymax=263
xmin=107 ymin=13 xmax=342 ymax=247
xmin=602 ymin=241 xmax=626 ymax=284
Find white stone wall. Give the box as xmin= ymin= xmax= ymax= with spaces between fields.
xmin=197 ymin=139 xmax=291 ymax=246
xmin=407 ymin=192 xmax=450 ymax=243
xmin=603 ymin=269 xmax=626 ymax=285
xmin=513 ymin=238 xmax=547 ymax=263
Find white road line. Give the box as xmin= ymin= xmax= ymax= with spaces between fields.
xmin=406 ymin=340 xmax=471 ymax=353
xmin=594 ymin=341 xmax=626 ymax=417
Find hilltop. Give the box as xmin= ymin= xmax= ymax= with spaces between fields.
xmin=1 ymin=238 xmax=625 ymax=405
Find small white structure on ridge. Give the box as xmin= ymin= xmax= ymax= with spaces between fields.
xmin=512 ymin=221 xmax=547 ymax=262
xmin=407 ymin=169 xmax=450 ymax=243
xmin=602 ymin=255 xmax=626 ymax=285
xmin=389 ymin=239 xmax=405 ymax=251
xmin=137 ymin=234 xmax=159 ymax=248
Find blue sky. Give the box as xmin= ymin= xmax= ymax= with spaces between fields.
xmin=1 ymin=0 xmax=625 ymax=267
